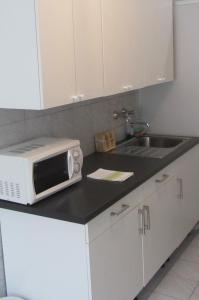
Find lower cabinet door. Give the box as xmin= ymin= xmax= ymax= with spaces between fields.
xmin=176 ymin=145 xmax=199 ymax=239
xmin=89 ymin=207 xmax=143 ymax=300
xmin=142 ymin=175 xmax=180 ymax=285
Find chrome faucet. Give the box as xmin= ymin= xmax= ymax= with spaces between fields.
xmin=113 ymin=108 xmax=150 ymax=137
xmin=129 ymin=121 xmax=150 ymax=128
xmin=126 ymin=120 xmax=150 ymax=136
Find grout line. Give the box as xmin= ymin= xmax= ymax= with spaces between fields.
xmin=141 ymin=232 xmax=199 ymax=300
xmin=154 ymin=290 xmax=188 ymax=300
xmin=153 ymin=291 xmax=184 ymax=300
xmin=188 ymin=281 xmax=199 ymax=300
xmin=179 ymin=257 xmax=199 ymax=265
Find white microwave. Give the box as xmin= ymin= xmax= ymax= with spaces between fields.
xmin=0 ymin=137 xmax=83 ymax=205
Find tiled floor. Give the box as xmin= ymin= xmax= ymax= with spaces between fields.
xmin=138 ymin=231 xmax=199 ymax=300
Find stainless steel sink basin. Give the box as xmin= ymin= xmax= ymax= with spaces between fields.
xmin=111 ymin=135 xmax=190 ymax=159
xmin=129 ymin=136 xmax=183 ymax=148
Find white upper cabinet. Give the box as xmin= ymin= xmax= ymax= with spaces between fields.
xmin=72 ymin=0 xmax=104 ymax=101
xmin=0 ymin=0 xmax=41 ymax=109
xmin=142 ymin=0 xmax=174 ymax=86
xmin=0 ymin=0 xmax=173 ymax=110
xmin=101 ymin=0 xmax=145 ymax=95
xmin=36 ymin=0 xmax=76 ymax=108
xmin=0 ymin=0 xmax=76 ymax=110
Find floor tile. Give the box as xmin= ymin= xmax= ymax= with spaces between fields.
xmin=190 ymin=284 xmax=199 ymax=300
xmin=169 ymin=259 xmax=199 ymax=282
xmin=180 ymin=243 xmax=199 ymax=264
xmin=154 ymin=271 xmax=198 ymax=300
xmin=148 ymin=291 xmax=178 ymax=300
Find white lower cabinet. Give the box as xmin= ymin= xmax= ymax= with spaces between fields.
xmin=175 ymin=145 xmax=199 ymax=240
xmin=89 ymin=206 xmax=143 ymax=300
xmin=1 ymin=146 xmax=199 ymax=300
xmin=141 ymin=174 xmax=180 ymax=285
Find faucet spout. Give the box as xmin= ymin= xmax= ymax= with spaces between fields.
xmin=129 ymin=121 xmax=150 ymax=128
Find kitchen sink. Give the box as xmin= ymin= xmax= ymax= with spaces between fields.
xmin=129 ymin=136 xmax=183 ymax=148
xmin=111 ymin=135 xmax=191 ymax=159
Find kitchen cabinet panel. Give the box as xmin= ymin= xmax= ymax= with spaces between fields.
xmin=101 ymin=0 xmax=145 ymax=95
xmin=89 ymin=206 xmax=143 ymax=300
xmin=143 ymin=0 xmax=174 ymax=86
xmin=142 ymin=174 xmax=180 ymax=285
xmin=36 ymin=0 xmax=76 ymax=108
xmin=176 ymin=145 xmax=199 ymax=241
xmin=73 ymin=0 xmax=104 ymax=101
xmin=0 ymin=0 xmax=41 ymax=109
xmin=0 ymin=0 xmax=76 ymax=109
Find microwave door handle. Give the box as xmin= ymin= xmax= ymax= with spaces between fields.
xmin=68 ymin=151 xmax=74 ymax=179
xmin=79 ymin=148 xmax=83 ymax=168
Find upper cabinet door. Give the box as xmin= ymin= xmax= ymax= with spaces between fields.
xmin=101 ymin=0 xmax=145 ymax=96
xmin=143 ymin=0 xmax=174 ymax=86
xmin=73 ymin=0 xmax=104 ymax=101
xmin=36 ymin=0 xmax=76 ymax=108
xmin=0 ymin=0 xmax=41 ymax=109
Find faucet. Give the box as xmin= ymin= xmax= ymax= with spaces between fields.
xmin=113 ymin=108 xmax=150 ymax=137
xmin=129 ymin=121 xmax=150 ymax=128
xmin=126 ymin=120 xmax=150 ymax=137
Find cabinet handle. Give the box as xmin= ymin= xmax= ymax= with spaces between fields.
xmin=127 ymin=85 xmax=133 ymax=91
xmin=78 ymin=94 xmax=85 ymax=101
xmin=157 ymin=77 xmax=166 ymax=82
xmin=177 ymin=178 xmax=183 ymax=200
xmin=155 ymin=174 xmax=170 ymax=183
xmin=110 ymin=204 xmax=130 ymax=217
xmin=123 ymin=86 xmax=129 ymax=91
xmin=143 ymin=205 xmax=151 ymax=233
xmin=138 ymin=208 xmax=144 ymax=235
xmin=123 ymin=85 xmax=133 ymax=91
xmin=72 ymin=96 xmax=79 ymax=103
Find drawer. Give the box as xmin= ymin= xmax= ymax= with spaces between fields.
xmin=140 ymin=166 xmax=173 ymax=200
xmin=86 ymin=187 xmax=141 ymax=243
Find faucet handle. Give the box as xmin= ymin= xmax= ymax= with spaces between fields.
xmin=113 ymin=108 xmax=135 ymax=119
xmin=124 ymin=110 xmax=135 ymax=117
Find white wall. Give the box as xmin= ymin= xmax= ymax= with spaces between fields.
xmin=140 ymin=1 xmax=199 ymax=136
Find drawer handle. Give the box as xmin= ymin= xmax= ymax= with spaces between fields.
xmin=143 ymin=205 xmax=151 ymax=233
xmin=110 ymin=204 xmax=130 ymax=217
xmin=138 ymin=208 xmax=144 ymax=235
xmin=177 ymin=178 xmax=183 ymax=199
xmin=155 ymin=174 xmax=170 ymax=183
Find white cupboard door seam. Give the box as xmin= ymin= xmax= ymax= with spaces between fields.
xmin=34 ymin=0 xmax=44 ymax=109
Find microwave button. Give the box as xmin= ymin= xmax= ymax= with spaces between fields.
xmin=74 ymin=162 xmax=81 ymax=174
xmin=73 ymin=150 xmax=80 ymax=159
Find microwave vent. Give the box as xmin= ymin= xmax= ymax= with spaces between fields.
xmin=9 ymin=143 xmax=44 ymax=154
xmin=0 ymin=180 xmax=21 ymax=199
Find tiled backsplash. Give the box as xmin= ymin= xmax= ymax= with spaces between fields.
xmin=0 ymin=91 xmax=139 ymax=156
xmin=0 ymin=91 xmax=139 ymax=296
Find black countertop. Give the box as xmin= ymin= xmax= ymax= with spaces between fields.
xmin=0 ymin=137 xmax=198 ymax=224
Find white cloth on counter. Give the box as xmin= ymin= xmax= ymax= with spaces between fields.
xmin=87 ymin=168 xmax=134 ymax=182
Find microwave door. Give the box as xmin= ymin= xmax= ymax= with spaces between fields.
xmin=33 ymin=152 xmax=69 ymax=195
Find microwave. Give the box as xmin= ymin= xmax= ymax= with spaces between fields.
xmin=0 ymin=137 xmax=83 ymax=205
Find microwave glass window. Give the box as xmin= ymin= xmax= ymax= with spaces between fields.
xmin=33 ymin=152 xmax=69 ymax=194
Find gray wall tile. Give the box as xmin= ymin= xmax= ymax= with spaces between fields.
xmin=50 ymin=108 xmax=75 ymax=138
xmin=91 ymin=99 xmax=111 ymax=134
xmin=0 ymin=121 xmax=25 ymax=149
xmin=0 ymin=109 xmax=25 ymax=126
xmin=24 ymin=115 xmax=51 ymax=140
